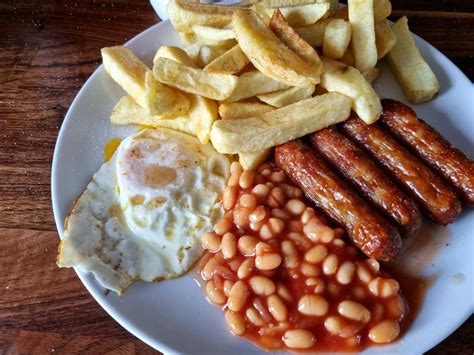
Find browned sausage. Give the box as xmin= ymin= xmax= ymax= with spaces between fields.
xmin=340 ymin=114 xmax=462 ymax=225
xmin=275 ymin=140 xmax=402 ymax=261
xmin=310 ymin=128 xmax=422 ymax=237
xmin=380 ymin=99 xmax=474 ymax=206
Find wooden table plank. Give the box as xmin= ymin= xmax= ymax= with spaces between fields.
xmin=0 ymin=1 xmax=472 ymax=353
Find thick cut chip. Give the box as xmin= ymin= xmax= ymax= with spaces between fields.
xmin=210 ymin=93 xmax=351 ymax=154
xmin=263 ymin=0 xmax=318 ymax=7
xmin=269 ymin=9 xmax=322 ymax=77
xmin=197 ymin=43 xmax=236 ymax=68
xmin=386 ymin=16 xmax=440 ymax=103
xmin=225 ymin=70 xmax=290 ymax=103
xmin=266 ymin=3 xmax=330 ymax=26
xmin=233 ymin=10 xmax=319 ymax=86
xmin=257 ymin=85 xmax=315 ymax=107
xmin=153 ymin=58 xmax=238 ymax=100
xmin=153 ymin=46 xmax=197 ymax=67
xmin=322 ymin=19 xmax=352 ymax=59
xmin=239 ymin=149 xmax=273 ymax=170
xmin=340 ymin=44 xmax=355 ymax=66
xmin=167 ymin=0 xmax=237 ymax=33
xmin=320 ymin=57 xmax=382 ymax=124
xmin=204 ymin=45 xmax=250 ymax=74
xmin=348 ymin=0 xmax=377 ymax=72
xmin=101 ymin=46 xmax=149 ymax=111
xmin=362 ymin=67 xmax=382 ymax=84
xmin=374 ymin=0 xmax=392 ymax=21
xmin=294 ymin=20 xmax=330 ymax=47
xmin=144 ymin=71 xmax=190 ymax=118
xmin=111 ymin=96 xmax=195 ymax=137
xmin=187 ymin=93 xmax=218 ymax=144
xmin=219 ymin=101 xmax=275 ymax=120
xmin=375 ymin=19 xmax=396 ymax=59
xmin=193 ymin=25 xmax=235 ymax=43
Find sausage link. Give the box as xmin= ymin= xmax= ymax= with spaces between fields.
xmin=275 ymin=140 xmax=402 ymax=261
xmin=380 ymin=99 xmax=474 ymax=206
xmin=310 ymin=128 xmax=422 ymax=236
xmin=340 ymin=114 xmax=462 ymax=225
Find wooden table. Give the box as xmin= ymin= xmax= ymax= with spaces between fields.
xmin=0 ymin=1 xmax=472 ymax=353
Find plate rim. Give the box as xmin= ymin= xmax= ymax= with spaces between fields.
xmin=51 ymin=19 xmax=473 ymax=354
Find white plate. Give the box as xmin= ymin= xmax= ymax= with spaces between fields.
xmin=52 ymin=19 xmax=474 ymax=354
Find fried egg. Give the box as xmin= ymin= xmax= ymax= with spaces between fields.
xmin=57 ymin=128 xmax=229 ymax=293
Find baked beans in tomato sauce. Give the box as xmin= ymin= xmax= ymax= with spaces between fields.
xmin=198 ymin=162 xmax=407 ymax=351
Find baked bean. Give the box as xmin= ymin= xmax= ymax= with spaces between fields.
xmin=253 ymin=297 xmax=274 ymax=322
xmin=201 ymin=232 xmax=221 ymax=252
xmin=304 ymin=245 xmax=328 ymax=264
xmin=387 ymin=295 xmax=405 ymax=318
xmin=298 ymin=294 xmax=329 ymax=316
xmin=287 ymin=232 xmax=311 ymax=250
xmin=336 ymin=261 xmax=355 ymax=285
xmin=221 ymin=232 xmax=237 ymax=259
xmin=265 ymin=182 xmax=275 ymax=189
xmin=214 ymin=217 xmax=232 ymax=235
xmin=249 ymin=205 xmax=267 ymax=223
xmin=304 ymin=221 xmax=334 ymax=243
xmin=233 ymin=207 xmax=251 ymax=228
xmin=206 ymin=280 xmax=226 ymax=304
xmin=322 ymin=254 xmax=339 ymax=275
xmin=267 ymin=187 xmax=286 ymax=208
xmin=301 ymin=209 xmax=318 ymax=224
xmin=368 ymin=278 xmax=400 ymax=298
xmin=257 ymin=162 xmax=272 ymax=173
xmin=225 ymin=310 xmax=247 ymax=335
xmin=327 ymin=315 xmax=347 ymax=336
xmin=269 ymin=170 xmax=286 ymax=183
xmin=366 ymin=259 xmax=380 ymax=273
xmin=313 ymin=279 xmax=326 ymax=294
xmin=252 ymin=184 xmax=270 ymax=203
xmin=223 ymin=280 xmax=235 ymax=297
xmin=338 ymin=300 xmax=371 ymax=323
xmin=332 ymin=239 xmax=345 ymax=247
xmin=305 ymin=278 xmax=318 ymax=286
xmin=269 ymin=217 xmax=285 ymax=234
xmin=260 ymin=322 xmax=290 ymax=336
xmin=281 ymin=240 xmax=298 ymax=269
xmin=368 ymin=320 xmax=400 ymax=343
xmin=301 ymin=262 xmax=320 ymax=277
xmin=256 ymin=253 xmax=282 ymax=270
xmin=239 ymin=170 xmax=255 ymax=189
xmin=223 ymin=186 xmax=238 ymax=210
xmin=261 ymin=168 xmax=272 ymax=177
xmin=213 ymin=265 xmax=238 ymax=281
xmin=283 ymin=329 xmax=315 ymax=349
xmin=339 ymin=323 xmax=364 ymax=338
xmin=271 ymin=208 xmax=291 ymax=221
xmin=230 ymin=161 xmax=243 ymax=174
xmin=249 ymin=276 xmax=276 ymax=296
xmin=356 ymin=263 xmax=373 ymax=284
xmin=238 ymin=235 xmax=259 ymax=256
xmin=239 ymin=193 xmax=257 ymax=209
xmin=227 ymin=259 xmax=242 ymax=272
xmin=228 ymin=171 xmax=241 ymax=187
xmin=246 ymin=307 xmax=265 ymax=326
xmin=250 ymin=219 xmax=265 ymax=232
xmin=276 ymin=283 xmax=293 ymax=303
xmin=228 ymin=281 xmax=250 ymax=312
xmin=237 ymin=258 xmax=255 ymax=279
xmin=267 ymin=294 xmax=288 ymax=321
xmin=279 ymin=183 xmax=303 ymax=199
xmin=202 ymin=256 xmax=219 ymax=280
xmin=285 ymin=199 xmax=305 ymax=216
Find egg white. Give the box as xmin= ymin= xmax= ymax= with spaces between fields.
xmin=57 ymin=128 xmax=229 ymax=293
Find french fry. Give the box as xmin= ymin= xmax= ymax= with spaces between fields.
xmin=266 ymin=3 xmax=330 ymax=27
xmin=386 ymin=16 xmax=440 ymax=103
xmin=153 ymin=46 xmax=197 ymax=67
xmin=111 ymin=96 xmax=196 ymax=137
xmin=375 ymin=19 xmax=396 ymax=59
xmin=239 ymin=149 xmax=273 ymax=170
xmin=101 ymin=46 xmax=149 ymax=111
xmin=153 ymin=58 xmax=238 ymax=100
xmin=225 ymin=70 xmax=290 ymax=103
xmin=263 ymin=0 xmax=318 ymax=7
xmin=362 ymin=67 xmax=382 ymax=83
xmin=233 ymin=10 xmax=319 ymax=86
xmin=197 ymin=43 xmax=236 ymax=67
xmin=187 ymin=93 xmax=218 ymax=144
xmin=183 ymin=43 xmax=201 ymax=63
xmin=322 ymin=19 xmax=352 ymax=59
xmin=374 ymin=0 xmax=392 ymax=21
xmin=219 ymin=101 xmax=275 ymax=120
xmin=167 ymin=0 xmax=237 ymax=33
xmin=320 ymin=57 xmax=382 ymax=124
xmin=348 ymin=0 xmax=377 ymax=72
xmin=251 ymin=2 xmax=272 ymax=25
xmin=294 ymin=20 xmax=330 ymax=47
xmin=210 ymin=93 xmax=351 ymax=154
xmin=204 ymin=45 xmax=250 ymax=74
xmin=269 ymin=9 xmax=322 ymax=76
xmin=144 ymin=71 xmax=190 ymax=118
xmin=191 ymin=25 xmax=236 ymax=46
xmin=257 ymin=85 xmax=315 ymax=107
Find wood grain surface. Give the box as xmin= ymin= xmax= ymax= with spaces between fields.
xmin=0 ymin=1 xmax=472 ymax=353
